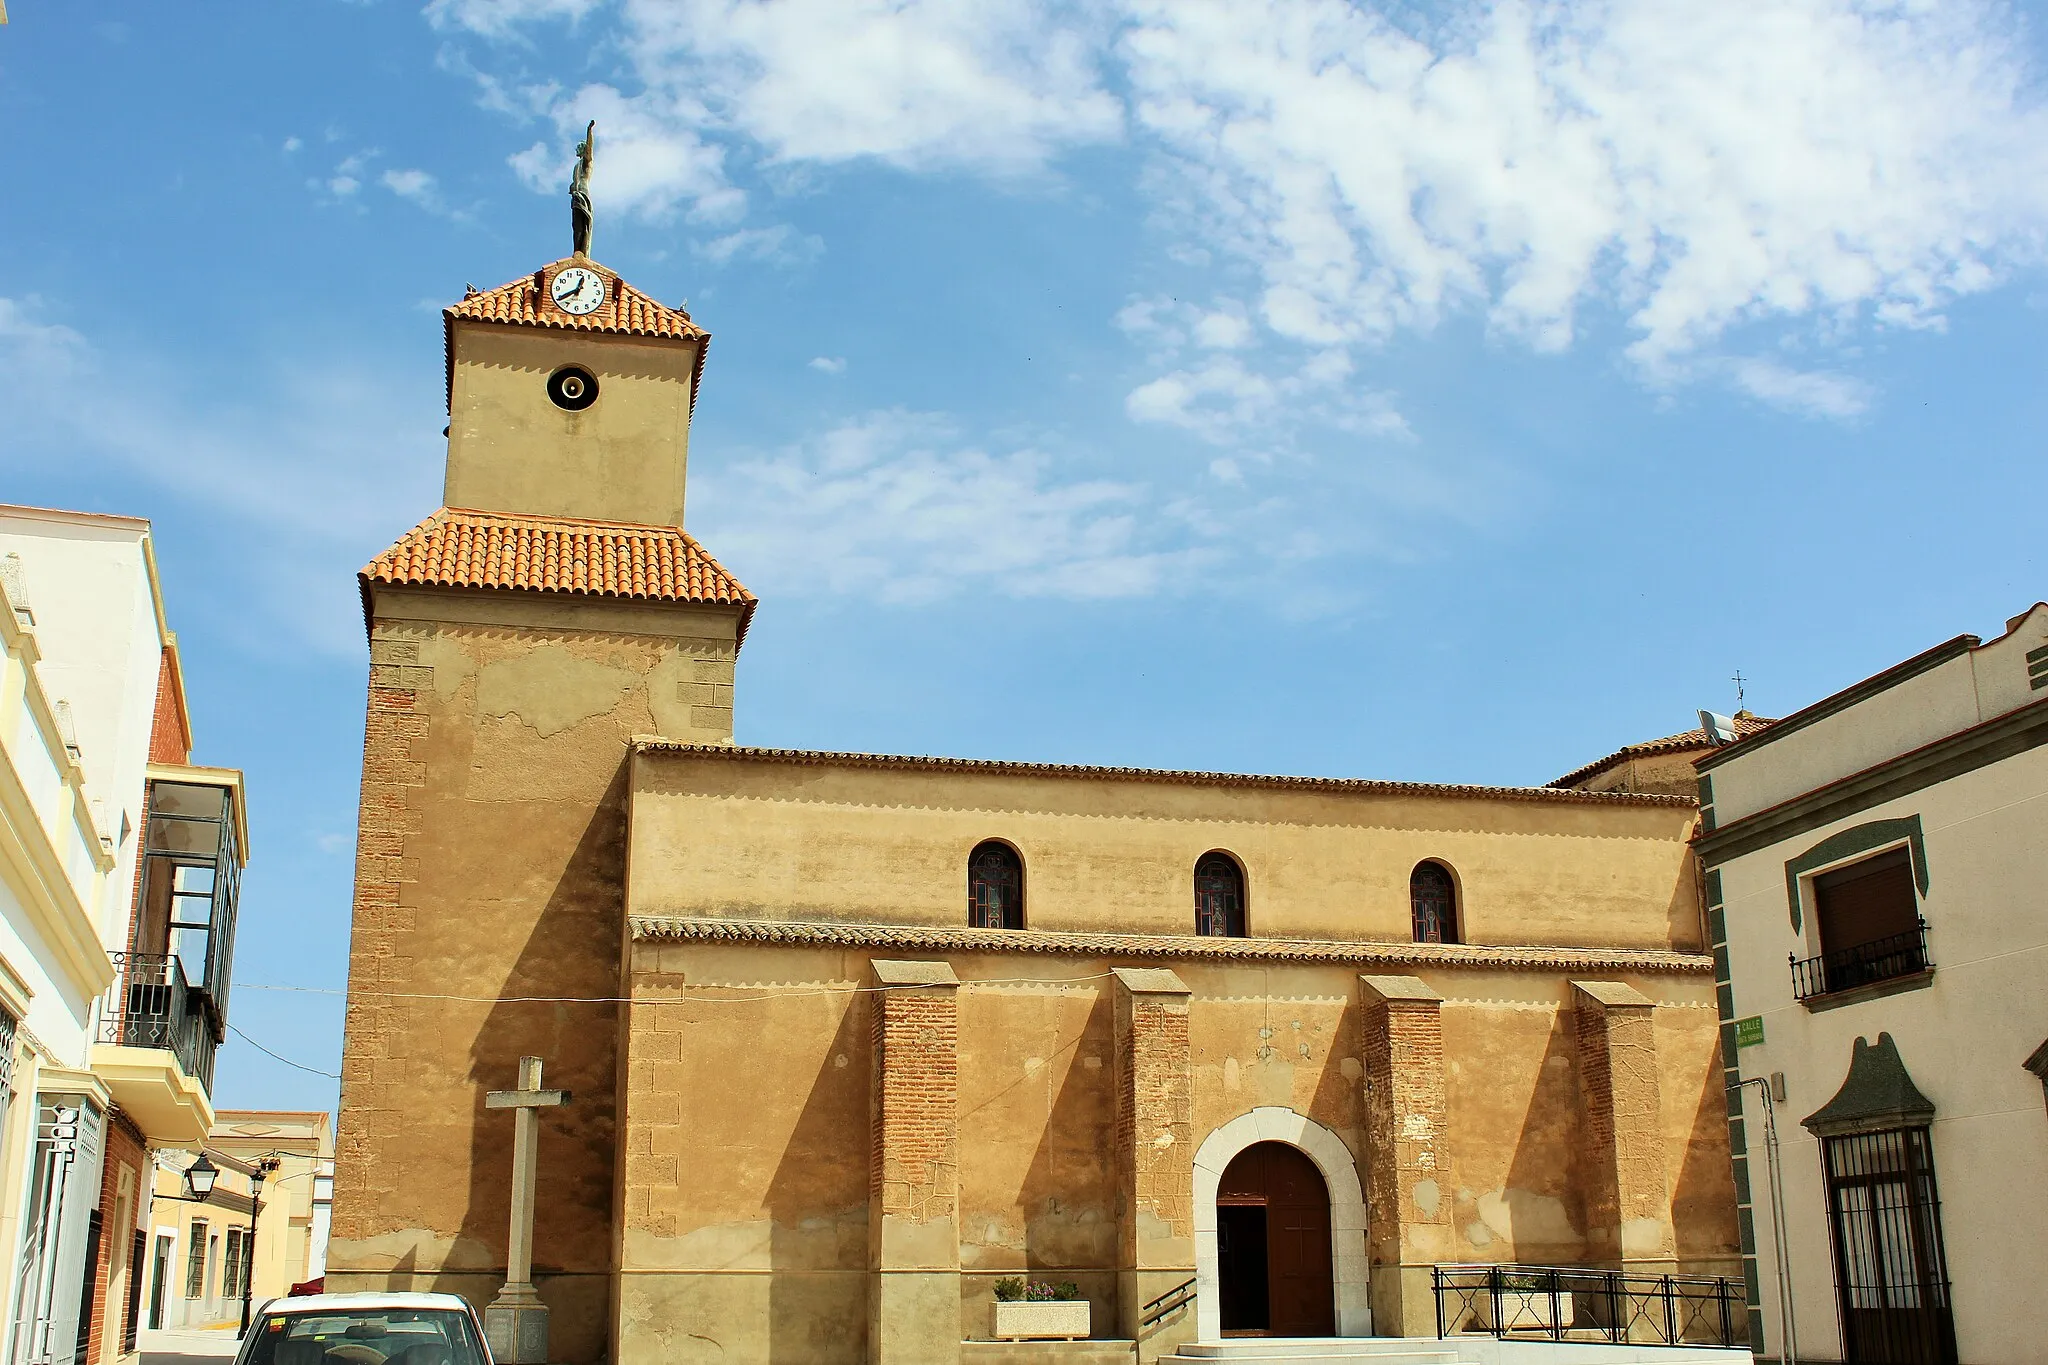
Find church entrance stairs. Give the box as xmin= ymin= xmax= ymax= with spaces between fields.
xmin=963 ymin=1339 xmax=1141 ymax=1365
xmin=1163 ymin=1341 xmax=1461 ymax=1365
xmin=1161 ymin=1340 xmax=1752 ymax=1365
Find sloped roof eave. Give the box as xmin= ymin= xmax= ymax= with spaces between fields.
xmin=358 ymin=507 xmax=755 ymax=643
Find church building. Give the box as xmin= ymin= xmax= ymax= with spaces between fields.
xmin=328 ymin=235 xmax=1743 ymax=1364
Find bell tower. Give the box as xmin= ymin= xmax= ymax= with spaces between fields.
xmin=442 ymin=257 xmax=708 ymax=528
xmin=332 ymin=134 xmax=754 ymax=1365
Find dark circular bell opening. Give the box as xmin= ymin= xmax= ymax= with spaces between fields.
xmin=547 ymin=365 xmax=599 ymax=411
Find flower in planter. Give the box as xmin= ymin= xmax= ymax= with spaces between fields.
xmin=994 ymin=1278 xmax=1083 ymax=1302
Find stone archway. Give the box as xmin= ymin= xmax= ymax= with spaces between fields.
xmin=1192 ymin=1107 xmax=1371 ymax=1340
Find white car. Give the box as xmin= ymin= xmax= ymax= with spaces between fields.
xmin=230 ymin=1291 xmax=493 ymax=1365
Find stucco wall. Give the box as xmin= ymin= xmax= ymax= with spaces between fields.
xmin=626 ymin=752 xmax=1703 ymax=952
xmin=1704 ymin=604 xmax=2048 ymax=825
xmin=1715 ymin=737 xmax=2048 ymax=1364
xmin=328 ymin=587 xmax=739 ymax=1365
xmin=612 ymin=941 xmax=1736 ymax=1365
xmin=445 ymin=322 xmax=700 ymax=528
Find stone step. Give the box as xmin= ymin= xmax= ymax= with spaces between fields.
xmin=1166 ymin=1342 xmax=1465 ymax=1365
xmin=962 ymin=1339 xmax=1140 ymax=1365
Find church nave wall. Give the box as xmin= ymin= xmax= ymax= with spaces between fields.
xmin=624 ymin=748 xmax=1703 ymax=953
xmin=606 ymin=938 xmax=1735 ymax=1361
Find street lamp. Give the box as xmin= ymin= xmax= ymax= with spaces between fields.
xmin=184 ymin=1154 xmax=219 ymax=1201
xmin=241 ymin=1157 xmax=282 ymax=1336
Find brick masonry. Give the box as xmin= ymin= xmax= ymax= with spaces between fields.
xmin=868 ymin=964 xmax=960 ymax=1244
xmin=1572 ymin=981 xmax=1677 ymax=1265
xmin=332 ymin=627 xmax=432 ymax=1243
xmin=1112 ymin=970 xmax=1194 ymax=1263
xmin=83 ymin=1107 xmax=149 ymax=1364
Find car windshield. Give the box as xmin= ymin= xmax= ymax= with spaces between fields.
xmin=238 ymin=1308 xmax=487 ymax=1365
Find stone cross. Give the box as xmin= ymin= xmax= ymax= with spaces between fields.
xmin=483 ymin=1056 xmax=570 ymax=1364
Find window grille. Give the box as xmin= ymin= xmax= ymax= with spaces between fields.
xmin=0 ymin=1008 xmax=16 ymax=1143
xmin=185 ymin=1223 xmax=207 ymax=1299
xmin=967 ymin=842 xmax=1023 ymax=929
xmin=1821 ymin=1126 xmax=1958 ymax=1365
xmin=1194 ymin=853 xmax=1246 ymax=937
xmin=0 ymin=1007 xmax=17 ymax=1093
xmin=223 ymin=1229 xmax=246 ymax=1303
xmin=1410 ymin=862 xmax=1458 ymax=943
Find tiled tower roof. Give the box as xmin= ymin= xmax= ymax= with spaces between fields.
xmin=442 ymin=257 xmax=709 ymax=411
xmin=448 ymin=260 xmax=708 ymax=342
xmin=361 ymin=507 xmax=756 ymax=640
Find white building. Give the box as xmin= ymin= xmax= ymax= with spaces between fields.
xmin=0 ymin=507 xmax=247 ymax=1365
xmin=1696 ymin=603 xmax=2048 ymax=1365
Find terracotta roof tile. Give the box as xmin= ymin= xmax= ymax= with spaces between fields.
xmin=448 ymin=259 xmax=707 ymax=343
xmin=636 ymin=741 xmax=1698 ymax=808
xmin=629 ymin=915 xmax=1714 ymax=975
xmin=361 ymin=508 xmax=756 ymax=638
xmin=1549 ymin=715 xmax=1775 ymax=789
xmin=442 ymin=257 xmax=710 ymax=413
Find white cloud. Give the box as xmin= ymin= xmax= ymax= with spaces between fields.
xmin=425 ymin=0 xmax=603 ymax=38
xmin=1121 ymin=318 xmax=1409 ymax=445
xmin=443 ymin=0 xmax=2048 ymax=422
xmin=809 ymin=356 xmax=847 ymax=374
xmin=698 ymin=223 xmax=823 ymax=265
xmin=691 ymin=410 xmax=1215 ymax=603
xmin=283 ymin=136 xmax=303 ymax=154
xmin=508 ymin=85 xmax=743 ymax=224
xmin=1120 ymin=0 xmax=2048 ymax=376
xmin=1726 ymin=357 xmax=1874 ymax=419
xmin=0 ymin=299 xmax=442 ymax=656
xmin=444 ymin=0 xmax=1124 ymax=224
xmin=382 ymin=167 xmax=437 ymax=202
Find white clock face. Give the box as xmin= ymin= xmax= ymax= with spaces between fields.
xmin=551 ymin=267 xmax=606 ymax=316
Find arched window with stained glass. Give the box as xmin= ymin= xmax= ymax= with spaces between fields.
xmin=968 ymin=841 xmax=1024 ymax=929
xmin=1195 ymin=852 xmax=1246 ymax=937
xmin=1410 ymin=861 xmax=1459 ymax=944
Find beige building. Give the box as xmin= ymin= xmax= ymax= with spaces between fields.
xmin=327 ymin=248 xmax=1745 ymax=1364
xmin=142 ymin=1112 xmax=334 ymax=1332
xmin=0 ymin=508 xmax=250 ymax=1365
xmin=1696 ymin=610 xmax=2048 ymax=1365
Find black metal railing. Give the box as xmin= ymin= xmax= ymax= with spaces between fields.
xmin=1433 ymin=1264 xmax=1744 ymax=1349
xmin=1139 ymin=1277 xmax=1196 ymax=1329
xmin=97 ymin=953 xmax=216 ymax=1092
xmin=1791 ymin=921 xmax=1929 ymax=1002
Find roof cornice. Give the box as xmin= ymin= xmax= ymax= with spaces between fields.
xmin=1696 ymin=635 xmax=1979 ymax=772
xmin=628 ymin=914 xmax=1713 ymax=974
xmin=633 ymin=741 xmax=1698 ymax=809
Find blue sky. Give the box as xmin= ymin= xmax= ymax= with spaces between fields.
xmin=3 ymin=0 xmax=2046 ymax=1112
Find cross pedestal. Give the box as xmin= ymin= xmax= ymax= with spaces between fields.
xmin=484 ymin=1056 xmax=570 ymax=1364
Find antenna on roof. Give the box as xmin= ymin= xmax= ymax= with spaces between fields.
xmin=1699 ymin=710 xmax=1740 ymax=746
xmin=1732 ymin=669 xmax=1747 ymax=711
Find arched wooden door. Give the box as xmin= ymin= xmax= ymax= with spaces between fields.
xmin=1216 ymin=1141 xmax=1335 ymax=1336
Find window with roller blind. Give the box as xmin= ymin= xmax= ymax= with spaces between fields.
xmin=1814 ymin=848 xmax=1920 ymax=956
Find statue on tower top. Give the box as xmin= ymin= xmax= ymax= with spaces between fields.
xmin=570 ymin=121 xmax=596 ymax=257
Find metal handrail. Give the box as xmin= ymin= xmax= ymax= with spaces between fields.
xmin=97 ymin=952 xmax=217 ymax=1091
xmin=1140 ymin=1277 xmax=1196 ymax=1328
xmin=1790 ymin=920 xmax=1929 ymax=1001
xmin=1433 ymin=1263 xmax=1744 ymax=1349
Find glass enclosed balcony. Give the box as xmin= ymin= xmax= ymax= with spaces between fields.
xmin=132 ymin=776 xmax=242 ymax=1021
xmin=98 ymin=772 xmax=245 ymax=1113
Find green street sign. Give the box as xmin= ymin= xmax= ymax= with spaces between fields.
xmin=1734 ymin=1016 xmax=1766 ymax=1049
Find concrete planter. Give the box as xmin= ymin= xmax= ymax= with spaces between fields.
xmin=1477 ymin=1288 xmax=1576 ymax=1332
xmin=992 ymin=1299 xmax=1091 ymax=1341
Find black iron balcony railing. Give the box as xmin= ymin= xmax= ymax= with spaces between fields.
xmin=1433 ymin=1264 xmax=1744 ymax=1349
xmin=97 ymin=952 xmax=217 ymax=1092
xmin=1790 ymin=921 xmax=1930 ymax=1002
